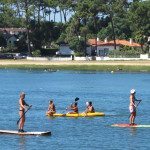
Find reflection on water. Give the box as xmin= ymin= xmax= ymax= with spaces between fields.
xmin=18 ymin=136 xmax=26 ymax=150
xmin=129 ymin=128 xmax=137 ymax=136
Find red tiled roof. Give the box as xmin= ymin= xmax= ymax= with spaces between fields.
xmin=88 ymin=39 xmax=104 ymax=46
xmin=88 ymin=39 xmax=141 ymax=47
xmin=109 ymin=39 xmax=141 ymax=47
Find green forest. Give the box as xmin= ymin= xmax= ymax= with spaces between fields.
xmin=0 ymin=0 xmax=150 ymax=56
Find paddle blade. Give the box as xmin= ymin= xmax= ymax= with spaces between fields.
xmin=75 ymin=97 xmax=79 ymax=101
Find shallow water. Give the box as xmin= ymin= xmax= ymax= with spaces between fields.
xmin=0 ymin=69 xmax=150 ymax=150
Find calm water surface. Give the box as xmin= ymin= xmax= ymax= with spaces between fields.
xmin=0 ymin=69 xmax=150 ymax=150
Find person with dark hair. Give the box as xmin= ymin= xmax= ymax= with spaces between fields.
xmin=85 ymin=101 xmax=95 ymax=113
xmin=46 ymin=100 xmax=56 ymax=116
xmin=67 ymin=102 xmax=78 ymax=114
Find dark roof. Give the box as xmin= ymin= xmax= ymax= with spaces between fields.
xmin=3 ymin=33 xmax=18 ymax=40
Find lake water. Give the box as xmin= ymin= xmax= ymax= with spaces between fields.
xmin=0 ymin=69 xmax=150 ymax=150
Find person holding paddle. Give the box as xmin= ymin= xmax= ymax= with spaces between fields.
xmin=18 ymin=92 xmax=31 ymax=132
xmin=66 ymin=97 xmax=79 ymax=114
xmin=67 ymin=102 xmax=78 ymax=114
xmin=129 ymin=89 xmax=142 ymax=125
xmin=70 ymin=97 xmax=79 ymax=106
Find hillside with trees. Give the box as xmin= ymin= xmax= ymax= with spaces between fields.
xmin=0 ymin=0 xmax=149 ymax=56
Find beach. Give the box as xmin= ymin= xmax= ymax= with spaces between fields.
xmin=0 ymin=59 xmax=150 ymax=71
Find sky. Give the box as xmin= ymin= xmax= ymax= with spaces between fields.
xmin=48 ymin=0 xmax=147 ymax=22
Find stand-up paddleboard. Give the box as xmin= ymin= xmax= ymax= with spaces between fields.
xmin=0 ymin=130 xmax=51 ymax=136
xmin=111 ymin=123 xmax=150 ymax=128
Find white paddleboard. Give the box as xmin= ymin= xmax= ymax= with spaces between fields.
xmin=0 ymin=130 xmax=51 ymax=136
xmin=111 ymin=123 xmax=150 ymax=128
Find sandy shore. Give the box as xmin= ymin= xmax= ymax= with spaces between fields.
xmin=0 ymin=59 xmax=150 ymax=66
xmin=0 ymin=59 xmax=150 ymax=72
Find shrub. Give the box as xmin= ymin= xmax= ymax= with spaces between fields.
xmin=75 ymin=52 xmax=85 ymax=56
xmin=41 ymin=48 xmax=58 ymax=56
xmin=32 ymin=50 xmax=41 ymax=57
xmin=108 ymin=46 xmax=141 ymax=58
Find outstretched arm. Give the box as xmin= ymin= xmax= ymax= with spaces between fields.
xmin=24 ymin=101 xmax=30 ymax=107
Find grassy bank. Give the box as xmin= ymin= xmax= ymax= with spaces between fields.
xmin=0 ymin=60 xmax=150 ymax=72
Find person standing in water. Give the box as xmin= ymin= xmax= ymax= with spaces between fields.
xmin=18 ymin=92 xmax=31 ymax=132
xmin=129 ymin=89 xmax=141 ymax=125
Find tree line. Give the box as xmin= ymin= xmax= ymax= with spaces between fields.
xmin=0 ymin=0 xmax=150 ymax=56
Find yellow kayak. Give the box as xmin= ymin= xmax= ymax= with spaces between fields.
xmin=46 ymin=112 xmax=105 ymax=117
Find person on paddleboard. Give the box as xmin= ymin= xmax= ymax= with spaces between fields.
xmin=129 ymin=89 xmax=142 ymax=125
xmin=67 ymin=102 xmax=78 ymax=114
xmin=85 ymin=101 xmax=95 ymax=113
xmin=46 ymin=100 xmax=56 ymax=116
xmin=18 ymin=92 xmax=31 ymax=132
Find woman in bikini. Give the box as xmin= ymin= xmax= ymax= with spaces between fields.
xmin=46 ymin=100 xmax=56 ymax=116
xmin=67 ymin=102 xmax=78 ymax=114
xmin=18 ymin=92 xmax=31 ymax=132
xmin=85 ymin=101 xmax=95 ymax=113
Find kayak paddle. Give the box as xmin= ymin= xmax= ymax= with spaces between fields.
xmin=75 ymin=97 xmax=79 ymax=102
xmin=66 ymin=97 xmax=80 ymax=110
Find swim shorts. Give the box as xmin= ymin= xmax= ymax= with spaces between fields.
xmin=129 ymin=106 xmax=136 ymax=113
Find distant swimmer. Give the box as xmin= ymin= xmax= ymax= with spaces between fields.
xmin=46 ymin=100 xmax=56 ymax=116
xmin=67 ymin=102 xmax=78 ymax=114
xmin=18 ymin=92 xmax=31 ymax=132
xmin=85 ymin=101 xmax=95 ymax=113
xmin=129 ymin=89 xmax=142 ymax=125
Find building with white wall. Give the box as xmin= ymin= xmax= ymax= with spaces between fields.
xmin=87 ymin=38 xmax=141 ymax=56
xmin=56 ymin=43 xmax=74 ymax=56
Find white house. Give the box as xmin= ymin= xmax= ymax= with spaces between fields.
xmin=87 ymin=38 xmax=141 ymax=56
xmin=0 ymin=28 xmax=26 ymax=47
xmin=56 ymin=43 xmax=74 ymax=56
xmin=6 ymin=35 xmax=18 ymax=46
